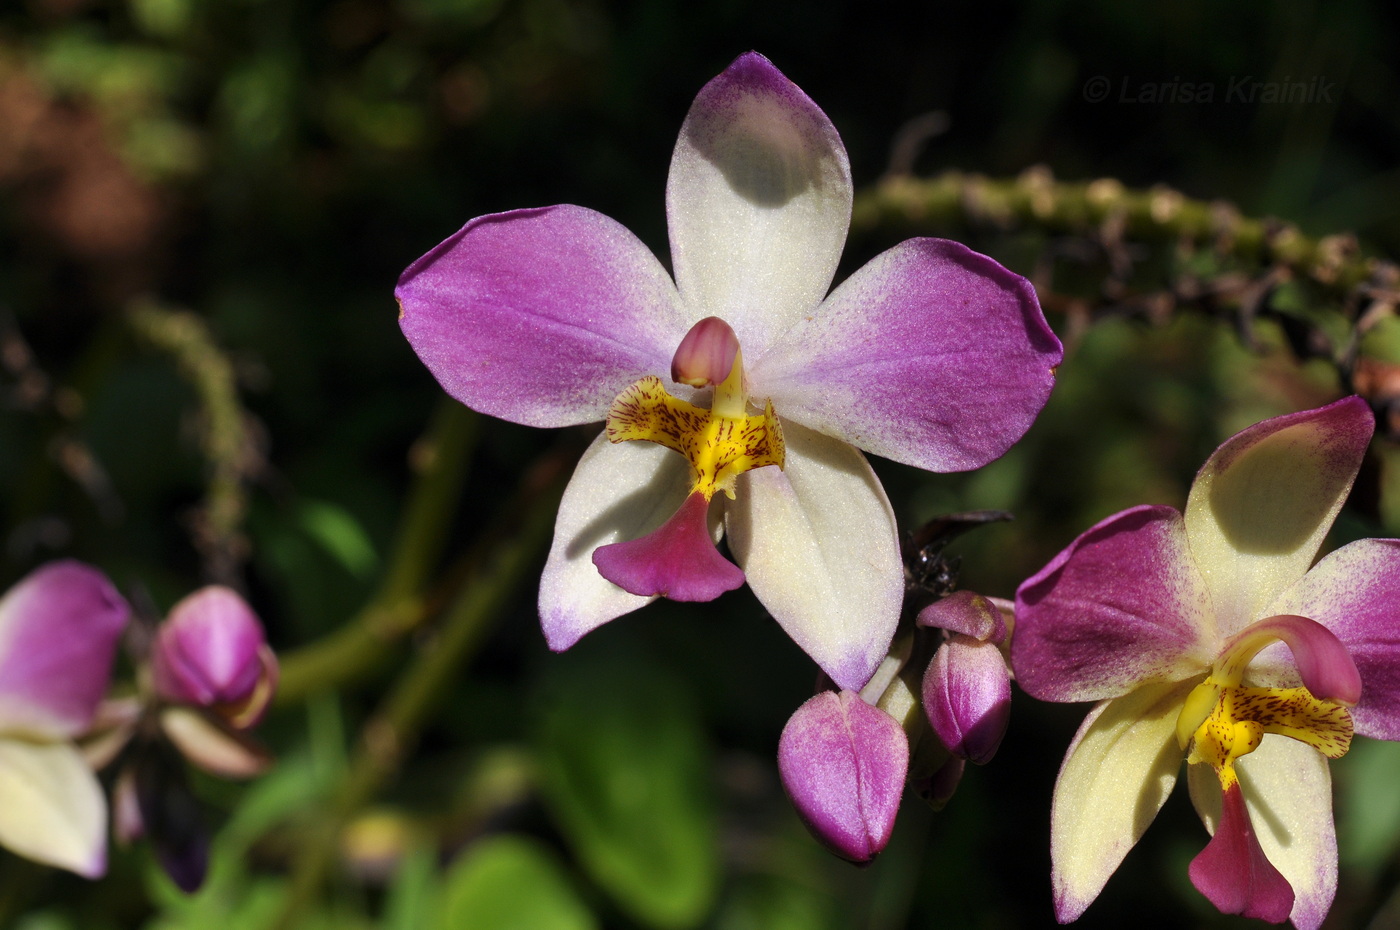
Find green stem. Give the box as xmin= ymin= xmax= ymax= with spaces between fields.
xmin=275 ymin=399 xmax=479 ymax=705
xmin=271 ymin=450 xmax=567 ymax=928
xmin=126 ymin=301 xmax=255 ymax=585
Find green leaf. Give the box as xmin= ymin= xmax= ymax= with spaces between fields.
xmin=436 ymin=835 xmax=595 ymax=930
xmin=533 ymin=649 xmax=719 ymax=929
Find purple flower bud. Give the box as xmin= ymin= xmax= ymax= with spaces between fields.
xmin=778 ymin=690 xmax=909 ymax=862
xmin=151 ymin=587 xmax=277 ymax=728
xmin=922 ymin=634 xmax=1011 ymax=765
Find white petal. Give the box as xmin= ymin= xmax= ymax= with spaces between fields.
xmin=539 ymin=432 xmax=695 ymax=650
xmin=1051 ymin=679 xmax=1195 ymax=923
xmin=723 ymin=422 xmax=901 ymax=690
xmin=666 ymin=52 xmax=852 ymax=355
xmin=1183 ymin=397 xmax=1371 ymax=635
xmin=0 ymin=739 xmax=107 ymax=877
xmin=1187 ymin=738 xmax=1338 ymax=930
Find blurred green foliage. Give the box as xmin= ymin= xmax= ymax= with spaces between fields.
xmin=0 ymin=0 xmax=1399 ymax=927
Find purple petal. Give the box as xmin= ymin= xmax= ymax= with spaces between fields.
xmin=778 ymin=690 xmax=908 ymax=862
xmin=151 ymin=586 xmax=268 ymax=709
xmin=916 ymin=590 xmax=1006 ymax=644
xmin=1188 ymin=780 xmax=1294 ymax=923
xmin=1183 ymin=396 xmax=1374 ymax=635
xmin=1220 ymin=614 xmax=1360 ymax=706
xmin=751 ymin=238 xmax=1061 ymax=472
xmin=592 ymin=491 xmax=745 ymax=601
xmin=1012 ymin=505 xmax=1215 ymax=703
xmin=397 ymin=205 xmax=692 ymax=428
xmin=1264 ymin=538 xmax=1400 ymax=741
xmin=922 ymin=635 xmax=1011 ymax=764
xmin=0 ymin=561 xmax=129 ymax=739
xmin=666 ymin=52 xmax=852 ymax=354
xmin=725 ymin=422 xmax=902 ymax=691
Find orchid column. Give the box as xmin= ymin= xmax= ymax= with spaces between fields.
xmin=397 ymin=51 xmax=1061 ymax=690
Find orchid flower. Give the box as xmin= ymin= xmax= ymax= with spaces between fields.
xmin=1012 ymin=397 xmax=1400 ymax=929
xmin=397 ymin=51 xmax=1061 ymax=690
xmin=0 ymin=561 xmax=129 ymax=877
xmin=91 ymin=585 xmax=276 ymax=892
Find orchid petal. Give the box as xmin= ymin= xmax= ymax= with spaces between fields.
xmin=539 ymin=433 xmax=695 ymax=651
xmin=397 ymin=205 xmax=691 ymax=428
xmin=1050 ymin=679 xmax=1194 ymax=923
xmin=666 ymin=52 xmax=851 ymax=354
xmin=0 ymin=739 xmax=107 ymax=877
xmin=1183 ymin=396 xmax=1373 ymax=635
xmin=1187 ymin=737 xmax=1337 ymax=930
xmin=725 ymin=422 xmax=901 ymax=691
xmin=1263 ymin=538 xmax=1400 ymax=740
xmin=0 ymin=562 xmax=129 ymax=740
xmin=778 ymin=690 xmax=908 ymax=862
xmin=1013 ymin=506 xmax=1215 ymax=703
xmin=161 ymin=707 xmax=272 ymax=779
xmin=750 ymin=238 xmax=1061 ymax=471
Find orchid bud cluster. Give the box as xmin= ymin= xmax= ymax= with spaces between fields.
xmin=88 ymin=585 xmax=278 ymax=891
xmin=777 ymin=516 xmax=1015 ymax=863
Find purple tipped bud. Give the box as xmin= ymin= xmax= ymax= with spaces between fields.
xmin=670 ymin=316 xmax=740 ymax=387
xmin=151 ymin=587 xmax=277 ymax=728
xmin=778 ymin=690 xmax=909 ymax=862
xmin=916 ymin=590 xmax=1006 ymax=644
xmin=922 ymin=635 xmax=1011 ymax=764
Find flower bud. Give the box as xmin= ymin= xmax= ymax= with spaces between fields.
xmin=778 ymin=690 xmax=908 ymax=862
xmin=922 ymin=634 xmax=1011 ymax=765
xmin=151 ymin=587 xmax=277 ymax=728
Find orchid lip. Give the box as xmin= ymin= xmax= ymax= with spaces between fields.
xmin=591 ymin=491 xmax=745 ymax=601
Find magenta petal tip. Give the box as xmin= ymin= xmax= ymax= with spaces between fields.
xmin=592 ymin=492 xmax=744 ymax=602
xmin=1189 ymin=782 xmax=1294 ymax=923
xmin=778 ymin=690 xmax=908 ymax=862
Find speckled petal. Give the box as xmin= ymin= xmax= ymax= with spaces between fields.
xmin=1013 ymin=505 xmax=1215 ymax=703
xmin=398 ymin=205 xmax=692 ymax=428
xmin=749 ymin=238 xmax=1061 ymax=472
xmin=539 ymin=432 xmax=696 ymax=651
xmin=1261 ymin=537 xmax=1400 ymax=740
xmin=1051 ymin=679 xmax=1195 ymax=923
xmin=1183 ymin=396 xmax=1373 ymax=635
xmin=1187 ymin=737 xmax=1337 ymax=930
xmin=666 ymin=52 xmax=851 ymax=354
xmin=725 ymin=422 xmax=901 ymax=691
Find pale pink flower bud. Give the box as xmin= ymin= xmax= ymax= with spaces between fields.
xmin=151 ymin=587 xmax=277 ymax=728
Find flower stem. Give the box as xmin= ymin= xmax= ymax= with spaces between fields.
xmin=274 ymin=399 xmax=479 ymax=705
xmin=270 ymin=447 xmax=568 ymax=928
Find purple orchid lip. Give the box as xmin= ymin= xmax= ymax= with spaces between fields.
xmin=1189 ymin=781 xmax=1295 ymax=923
xmin=591 ymin=491 xmax=745 ymax=601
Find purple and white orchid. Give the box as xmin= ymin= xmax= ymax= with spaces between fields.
xmin=1012 ymin=397 xmax=1400 ymax=929
xmin=0 ymin=561 xmax=129 ymax=877
xmin=397 ymin=51 xmax=1061 ymax=690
